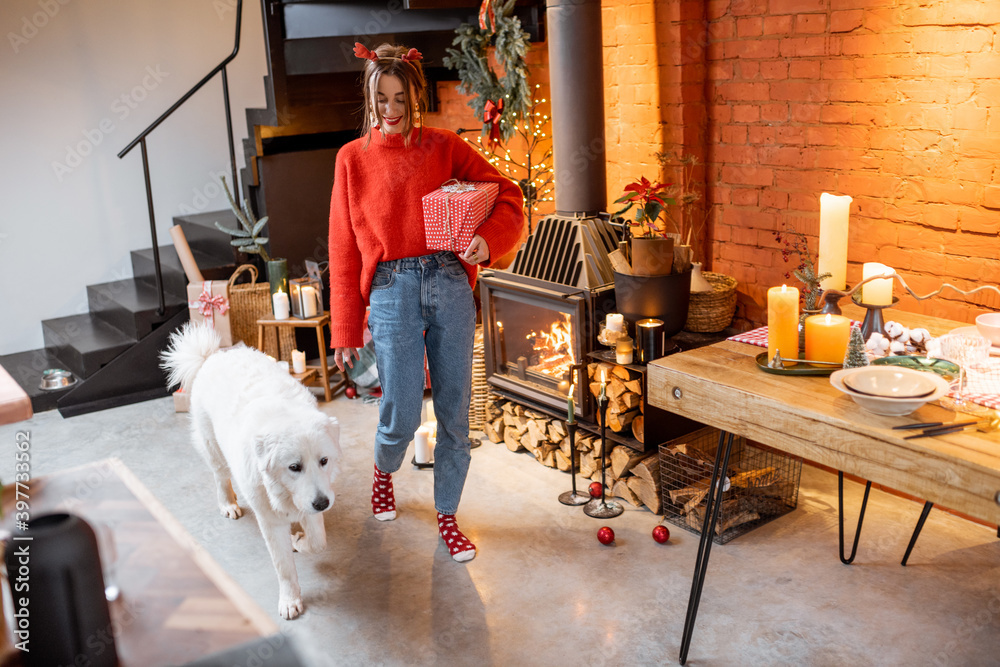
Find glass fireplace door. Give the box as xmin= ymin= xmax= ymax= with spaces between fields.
xmin=481 ymin=275 xmax=587 ymax=418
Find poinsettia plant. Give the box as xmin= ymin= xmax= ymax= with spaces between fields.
xmin=611 ymin=176 xmax=676 ymax=239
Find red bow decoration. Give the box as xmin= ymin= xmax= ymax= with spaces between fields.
xmin=478 ymin=0 xmax=496 ymax=32
xmin=483 ymin=98 xmax=504 ymax=147
xmin=196 ymin=283 xmax=229 ymax=321
xmin=354 ymin=43 xmax=423 ymax=64
xmin=353 ymin=42 xmax=379 ymax=63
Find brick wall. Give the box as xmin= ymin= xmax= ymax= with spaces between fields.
xmin=710 ymin=0 xmax=999 ymax=326
xmin=432 ymin=1 xmax=1000 ymax=329
xmin=632 ymin=0 xmax=1000 ymax=327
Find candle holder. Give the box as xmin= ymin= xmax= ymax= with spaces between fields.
xmin=852 ymin=293 xmax=898 ymax=342
xmin=635 ymin=318 xmax=665 ymax=365
xmin=290 ymin=276 xmax=323 ymax=319
xmin=819 ymin=285 xmax=851 ymax=316
xmin=558 ymin=421 xmax=591 ymax=506
xmin=267 ymin=258 xmax=290 ymax=318
xmin=615 ymin=335 xmax=634 ymax=365
xmin=584 ymin=394 xmax=624 ymax=519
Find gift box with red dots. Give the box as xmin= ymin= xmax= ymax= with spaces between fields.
xmin=421 ymin=180 xmax=498 ymax=255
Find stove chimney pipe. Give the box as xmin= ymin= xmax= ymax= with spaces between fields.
xmin=546 ymin=0 xmax=607 ymax=217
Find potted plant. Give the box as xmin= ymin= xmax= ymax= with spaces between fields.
xmin=612 ymin=176 xmax=676 ymax=276
xmin=610 ymin=176 xmax=693 ymax=338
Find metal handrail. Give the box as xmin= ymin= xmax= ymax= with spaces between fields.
xmin=118 ymin=0 xmax=244 ymax=316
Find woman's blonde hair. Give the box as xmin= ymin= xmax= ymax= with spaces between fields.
xmin=359 ymin=43 xmax=427 ymax=148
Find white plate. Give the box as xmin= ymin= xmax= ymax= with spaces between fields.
xmin=947 ymin=326 xmax=1000 ymax=356
xmin=830 ymin=368 xmax=951 ymax=417
xmin=841 ymin=366 xmax=938 ymax=399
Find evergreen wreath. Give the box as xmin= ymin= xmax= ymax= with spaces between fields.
xmin=443 ymin=0 xmax=531 ymax=145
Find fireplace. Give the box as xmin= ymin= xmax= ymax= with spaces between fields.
xmin=480 ymin=271 xmax=615 ymax=424
xmin=476 ymin=0 xmax=697 ymax=446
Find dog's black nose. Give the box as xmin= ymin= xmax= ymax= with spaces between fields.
xmin=312 ymin=495 xmax=330 ymax=512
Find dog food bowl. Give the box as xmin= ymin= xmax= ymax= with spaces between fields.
xmin=39 ymin=368 xmax=77 ymax=391
xmin=830 ymin=368 xmax=950 ymax=417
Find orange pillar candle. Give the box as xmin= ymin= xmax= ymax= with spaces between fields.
xmin=804 ymin=313 xmax=851 ymax=365
xmin=767 ymin=285 xmax=800 ymax=363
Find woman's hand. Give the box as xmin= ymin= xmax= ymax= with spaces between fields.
xmin=333 ymin=347 xmax=360 ymax=372
xmin=461 ymin=234 xmax=490 ymax=265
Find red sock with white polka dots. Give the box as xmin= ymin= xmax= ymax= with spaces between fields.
xmin=437 ymin=513 xmax=476 ymax=562
xmin=372 ymin=464 xmax=396 ymax=521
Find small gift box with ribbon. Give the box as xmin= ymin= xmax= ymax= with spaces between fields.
xmin=422 ymin=179 xmax=499 ymax=255
xmin=186 ymin=280 xmax=234 ymax=346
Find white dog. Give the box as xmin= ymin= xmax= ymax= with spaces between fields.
xmin=161 ymin=323 xmax=341 ymax=619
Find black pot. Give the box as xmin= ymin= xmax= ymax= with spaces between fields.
xmin=613 ymin=268 xmax=693 ymax=338
xmin=5 ymin=513 xmax=117 ymax=667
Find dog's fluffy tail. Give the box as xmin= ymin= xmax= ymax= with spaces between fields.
xmin=160 ymin=322 xmax=222 ymax=391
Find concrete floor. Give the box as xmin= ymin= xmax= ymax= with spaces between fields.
xmin=2 ymin=394 xmax=999 ymax=666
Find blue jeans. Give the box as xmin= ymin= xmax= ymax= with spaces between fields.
xmin=367 ymin=251 xmax=476 ymax=515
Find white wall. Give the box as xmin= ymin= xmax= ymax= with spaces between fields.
xmin=0 ymin=0 xmax=268 ymax=354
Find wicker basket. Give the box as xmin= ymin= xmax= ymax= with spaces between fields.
xmin=685 ymin=272 xmax=738 ymax=333
xmin=227 ymin=264 xmax=296 ymax=359
xmin=468 ymin=324 xmax=488 ymax=431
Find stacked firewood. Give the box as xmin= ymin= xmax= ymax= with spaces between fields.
xmin=660 ymin=434 xmax=795 ymax=536
xmin=483 ymin=394 xmax=663 ymax=514
xmin=586 ymin=361 xmax=645 ymax=443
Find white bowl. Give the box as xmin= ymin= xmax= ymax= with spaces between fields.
xmin=830 ymin=367 xmax=951 ymax=417
xmin=840 ymin=366 xmax=939 ymax=399
xmin=975 ymin=312 xmax=1000 ymax=347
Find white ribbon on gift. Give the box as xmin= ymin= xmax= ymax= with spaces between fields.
xmin=438 ymin=179 xmax=477 ymax=252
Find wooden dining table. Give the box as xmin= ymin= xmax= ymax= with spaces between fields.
xmin=647 ymin=305 xmax=1000 ymax=664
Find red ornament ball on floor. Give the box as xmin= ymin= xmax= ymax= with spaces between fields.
xmin=597 ymin=526 xmax=615 ymax=545
xmin=345 ymin=386 xmax=358 ymax=399
xmin=652 ymin=524 xmax=670 ymax=543
xmin=589 ymin=481 xmax=603 ymax=498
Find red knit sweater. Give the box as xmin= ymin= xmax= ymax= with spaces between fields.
xmin=327 ymin=126 xmax=525 ymax=348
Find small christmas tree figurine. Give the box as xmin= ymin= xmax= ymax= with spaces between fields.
xmin=843 ymin=323 xmax=870 ymax=369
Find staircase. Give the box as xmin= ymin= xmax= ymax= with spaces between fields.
xmin=0 ymin=212 xmax=238 ymax=417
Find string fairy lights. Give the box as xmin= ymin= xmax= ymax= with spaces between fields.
xmin=459 ymin=84 xmax=554 ymax=233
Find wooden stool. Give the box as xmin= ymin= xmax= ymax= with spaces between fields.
xmin=256 ymin=312 xmax=345 ymax=401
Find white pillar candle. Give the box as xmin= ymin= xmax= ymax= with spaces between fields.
xmin=861 ymin=263 xmax=894 ymax=306
xmin=272 ymin=289 xmax=290 ymax=320
xmin=414 ymin=426 xmax=432 ymax=464
xmin=291 ymin=350 xmax=306 ymax=374
xmin=276 ymin=360 xmax=290 ymax=374
xmin=605 ymin=313 xmax=625 ymax=332
xmin=817 ymin=193 xmax=852 ymax=291
xmin=301 ymin=286 xmax=319 ymax=317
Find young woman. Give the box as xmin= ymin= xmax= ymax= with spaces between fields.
xmin=328 ymin=43 xmax=524 ymax=562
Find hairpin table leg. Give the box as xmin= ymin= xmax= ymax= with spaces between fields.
xmin=838 ymin=471 xmax=872 ymax=565
xmin=679 ymin=430 xmax=736 ymax=665
xmin=901 ymin=501 xmax=934 ymax=566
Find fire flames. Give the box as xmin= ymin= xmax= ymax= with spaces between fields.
xmin=525 ymin=314 xmax=576 ymax=379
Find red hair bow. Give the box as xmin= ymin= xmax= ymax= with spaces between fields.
xmin=483 ymin=98 xmax=504 ymax=147
xmin=354 ymin=43 xmax=423 ymax=64
xmin=353 ymin=42 xmax=379 ymax=63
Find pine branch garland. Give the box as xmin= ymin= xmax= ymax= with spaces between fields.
xmin=443 ymin=0 xmax=531 ymax=145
